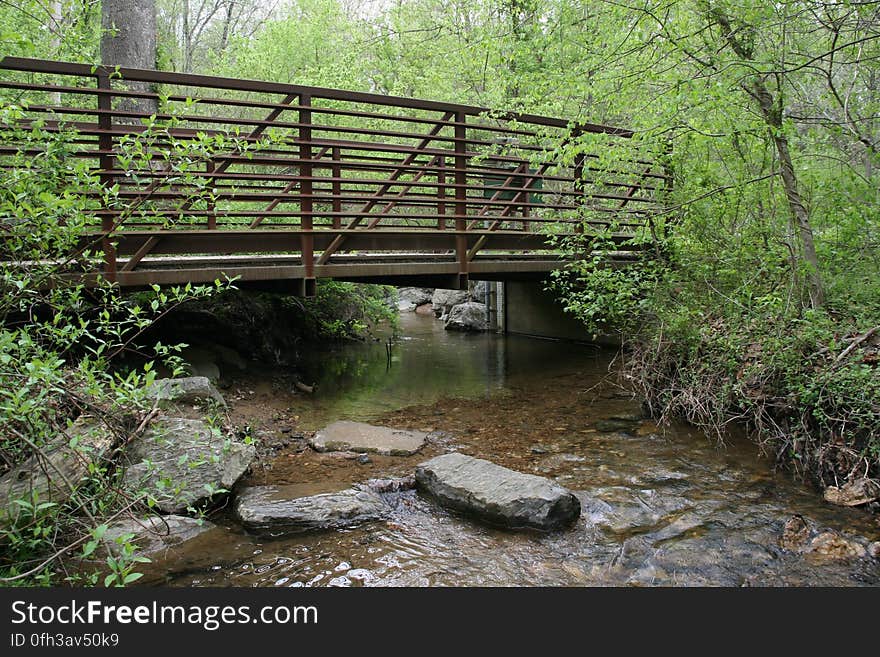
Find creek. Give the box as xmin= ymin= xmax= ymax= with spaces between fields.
xmin=153 ymin=312 xmax=880 ymax=586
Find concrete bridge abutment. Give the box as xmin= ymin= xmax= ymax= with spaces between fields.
xmin=482 ymin=279 xmax=619 ymax=346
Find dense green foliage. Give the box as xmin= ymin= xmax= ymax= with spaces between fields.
xmin=303 ymin=281 xmax=397 ymax=340
xmin=542 ymin=1 xmax=880 ymax=489
xmin=1 ymin=0 xmax=878 ymax=585
xmin=0 ymin=106 xmax=394 ymax=585
xmin=0 ymin=110 xmax=242 ymax=585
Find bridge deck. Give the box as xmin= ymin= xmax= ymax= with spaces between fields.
xmin=0 ymin=58 xmax=667 ymax=294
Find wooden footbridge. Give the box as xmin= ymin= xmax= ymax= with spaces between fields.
xmin=0 ymin=58 xmax=668 ymax=295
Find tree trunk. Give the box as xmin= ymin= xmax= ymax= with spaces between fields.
xmin=183 ymin=0 xmax=192 ymax=73
xmin=712 ymin=8 xmax=825 ymax=309
xmin=220 ymin=0 xmax=236 ymax=52
xmin=101 ymin=0 xmax=158 ymax=116
xmin=771 ymin=130 xmax=825 ymax=309
xmin=49 ymin=0 xmax=63 ymax=104
xmin=748 ymin=78 xmax=824 ymax=309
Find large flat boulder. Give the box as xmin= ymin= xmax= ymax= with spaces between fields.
xmin=309 ymin=420 xmax=426 ymax=456
xmin=123 ymin=418 xmax=255 ymax=513
xmin=145 ymin=376 xmax=226 ymax=407
xmin=234 ymin=485 xmax=388 ymax=535
xmin=0 ymin=417 xmax=113 ymax=528
xmin=102 ymin=515 xmax=218 ymax=559
xmin=431 ymin=288 xmax=469 ymax=318
xmin=415 ymin=453 xmax=581 ymax=531
xmin=444 ymin=302 xmax=488 ymax=332
xmin=397 ymin=287 xmax=434 ymax=312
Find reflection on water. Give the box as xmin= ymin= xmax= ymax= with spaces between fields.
xmin=155 ymin=313 xmax=880 ymax=587
xmin=294 ymin=313 xmax=602 ymax=428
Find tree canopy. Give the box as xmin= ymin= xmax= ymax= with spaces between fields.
xmin=1 ymin=0 xmax=878 ymax=584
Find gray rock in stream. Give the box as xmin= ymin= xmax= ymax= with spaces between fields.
xmin=361 ymin=475 xmax=417 ymax=494
xmin=534 ymin=453 xmax=587 ymax=474
xmin=234 ymin=485 xmax=389 ymax=535
xmin=310 ymin=420 xmax=426 ymax=456
xmin=145 ymin=376 xmax=226 ymax=407
xmin=581 ymin=486 xmax=695 ymax=534
xmin=397 ymin=287 xmax=434 ymax=312
xmin=123 ymin=418 xmax=255 ymax=513
xmin=431 ymin=288 xmax=469 ymax=317
xmin=469 ymin=280 xmax=488 ymax=302
xmin=594 ymin=417 xmax=640 ymax=434
xmin=444 ymin=302 xmax=488 ymax=332
xmin=823 ymin=478 xmax=880 ymax=507
xmin=415 ymin=453 xmax=581 ymax=531
xmin=102 ymin=515 xmax=218 ymax=559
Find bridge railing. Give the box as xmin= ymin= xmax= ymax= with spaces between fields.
xmin=0 ymin=57 xmax=668 ymax=290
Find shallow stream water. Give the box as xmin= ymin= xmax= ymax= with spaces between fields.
xmin=155 ymin=313 xmax=880 ymax=586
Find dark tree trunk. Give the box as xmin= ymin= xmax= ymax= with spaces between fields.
xmin=712 ymin=8 xmax=825 ymax=309
xmin=101 ymin=0 xmax=158 ymax=116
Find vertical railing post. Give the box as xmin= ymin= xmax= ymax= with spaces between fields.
xmin=205 ymin=159 xmax=216 ymax=229
xmin=454 ymin=111 xmax=468 ymax=289
xmin=572 ymin=125 xmax=585 ymax=235
xmin=522 ymin=168 xmax=530 ymax=232
xmin=660 ymin=139 xmax=674 ymax=236
xmin=331 ymin=145 xmax=342 ymax=230
xmin=437 ymin=156 xmax=446 ymax=230
xmin=300 ymin=93 xmax=315 ymax=296
xmin=97 ymin=72 xmax=117 ymax=282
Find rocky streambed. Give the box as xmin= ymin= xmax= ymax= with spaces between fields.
xmin=112 ymin=313 xmax=880 ymax=587
xmin=114 ymin=382 xmax=587 ymax=574
xmin=397 ymin=285 xmax=490 ymax=331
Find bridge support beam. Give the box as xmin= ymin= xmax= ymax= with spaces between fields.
xmin=301 ymin=278 xmax=317 ymax=297
xmin=499 ymin=279 xmax=620 ymax=345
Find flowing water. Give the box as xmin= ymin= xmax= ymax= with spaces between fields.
xmin=154 ymin=313 xmax=880 ymax=587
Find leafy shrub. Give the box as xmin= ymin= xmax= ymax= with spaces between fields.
xmin=0 ymin=106 xmax=238 ymax=585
